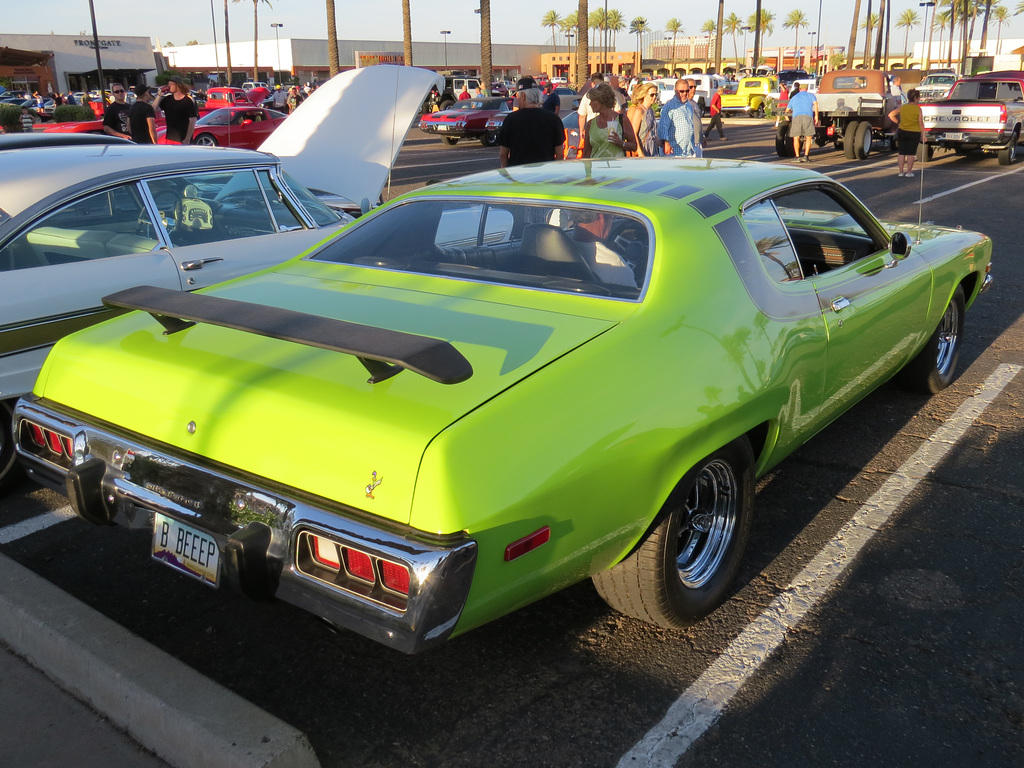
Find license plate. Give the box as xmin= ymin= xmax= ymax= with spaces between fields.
xmin=943 ymin=132 xmax=965 ymax=141
xmin=436 ymin=124 xmax=448 ymax=131
xmin=152 ymin=513 xmax=220 ymax=587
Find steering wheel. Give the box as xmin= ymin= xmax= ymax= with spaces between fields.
xmin=608 ymin=220 xmax=650 ymax=283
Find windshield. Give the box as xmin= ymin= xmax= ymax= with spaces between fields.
xmin=311 ymin=199 xmax=651 ymax=300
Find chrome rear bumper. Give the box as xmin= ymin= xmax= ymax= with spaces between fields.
xmin=14 ymin=397 xmax=477 ymax=654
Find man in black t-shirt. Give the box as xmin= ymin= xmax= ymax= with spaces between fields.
xmin=102 ymin=84 xmax=132 ymax=140
xmin=129 ymin=85 xmax=157 ymax=144
xmin=499 ymin=78 xmax=566 ymax=168
xmin=157 ymin=75 xmax=199 ymax=144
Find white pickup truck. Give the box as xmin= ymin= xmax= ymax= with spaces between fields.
xmin=919 ymin=71 xmax=1024 ymax=165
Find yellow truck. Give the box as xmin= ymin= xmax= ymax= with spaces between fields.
xmin=720 ymin=76 xmax=778 ymax=117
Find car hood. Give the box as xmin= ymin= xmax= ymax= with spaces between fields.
xmin=36 ymin=266 xmax=616 ymax=526
xmin=260 ymin=66 xmax=442 ymax=210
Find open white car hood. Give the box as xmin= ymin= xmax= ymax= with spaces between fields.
xmin=260 ymin=66 xmax=442 ymax=209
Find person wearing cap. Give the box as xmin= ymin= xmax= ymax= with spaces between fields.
xmin=157 ymin=75 xmax=198 ymax=145
xmin=102 ymin=84 xmax=132 ymax=140
xmin=498 ymin=77 xmax=565 ymax=168
xmin=129 ymin=85 xmax=158 ymax=144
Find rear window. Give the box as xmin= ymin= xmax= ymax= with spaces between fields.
xmin=949 ymin=80 xmax=1023 ymax=101
xmin=830 ymin=76 xmax=870 ymax=90
xmin=311 ymin=199 xmax=651 ymax=300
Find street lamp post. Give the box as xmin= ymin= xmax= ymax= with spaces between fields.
xmin=271 ymin=23 xmax=283 ymax=85
xmin=440 ymin=30 xmax=451 ymax=69
xmin=919 ymin=1 xmax=936 ymax=71
xmin=742 ymin=26 xmax=751 ymax=70
xmin=807 ymin=31 xmax=816 ymax=72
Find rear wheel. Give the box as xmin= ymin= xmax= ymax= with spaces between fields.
xmin=480 ymin=131 xmax=499 ymax=147
xmin=439 ymin=99 xmax=454 ymax=111
xmin=193 ymin=133 xmax=218 ymax=147
xmin=854 ymin=120 xmax=872 ymax=159
xmin=442 ymin=136 xmax=459 ymax=145
xmin=775 ymin=122 xmax=795 ymax=157
xmin=896 ymin=286 xmax=965 ymax=394
xmin=0 ymin=400 xmax=23 ymax=494
xmin=592 ymin=438 xmax=754 ymax=627
xmin=997 ymin=132 xmax=1018 ymax=165
xmin=843 ymin=121 xmax=859 ymax=159
xmin=917 ymin=143 xmax=934 ymax=163
xmin=752 ymin=100 xmax=765 ymax=118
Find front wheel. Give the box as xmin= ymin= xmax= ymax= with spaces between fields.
xmin=442 ymin=136 xmax=459 ymax=145
xmin=997 ymin=133 xmax=1018 ymax=165
xmin=480 ymin=131 xmax=499 ymax=147
xmin=843 ymin=121 xmax=859 ymax=159
xmin=896 ymin=285 xmax=965 ymax=394
xmin=775 ymin=122 xmax=795 ymax=158
xmin=854 ymin=120 xmax=872 ymax=159
xmin=193 ymin=133 xmax=218 ymax=147
xmin=592 ymin=439 xmax=754 ymax=627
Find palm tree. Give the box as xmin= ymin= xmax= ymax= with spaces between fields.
xmin=783 ymin=10 xmax=808 ymax=67
xmin=934 ymin=9 xmax=951 ymax=59
xmin=233 ymin=0 xmax=272 ymax=82
xmin=576 ymin=0 xmax=588 ymax=87
xmin=480 ymin=0 xmax=492 ymax=88
xmin=541 ymin=10 xmax=562 ymax=49
xmin=665 ymin=18 xmax=684 ymax=76
xmin=561 ymin=11 xmax=579 ymax=52
xmin=630 ymin=16 xmax=649 ymax=74
xmin=747 ymin=9 xmax=775 ymax=37
xmin=861 ymin=9 xmax=879 ymax=65
xmin=979 ymin=0 xmax=994 ymax=49
xmin=607 ymin=9 xmax=625 ymax=51
xmin=714 ymin=0 xmax=726 ymax=73
xmin=992 ymin=4 xmax=1010 ymax=53
xmin=327 ymin=0 xmax=339 ymax=75
xmin=701 ymin=20 xmax=717 ymax=71
xmin=847 ymin=0 xmax=863 ymax=70
xmin=896 ymin=9 xmax=919 ymax=65
xmin=224 ymin=0 xmax=233 ymax=84
xmin=589 ymin=8 xmax=604 ymax=51
xmin=724 ymin=12 xmax=744 ymax=67
xmin=402 ymin=0 xmax=413 ymax=66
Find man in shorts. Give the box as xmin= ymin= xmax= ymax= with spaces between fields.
xmin=786 ymin=83 xmax=818 ymax=162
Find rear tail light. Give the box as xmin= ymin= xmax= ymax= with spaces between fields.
xmin=20 ymin=419 xmax=76 ymax=469
xmin=343 ymin=547 xmax=375 ymax=583
xmin=380 ymin=559 xmax=410 ymax=595
xmin=296 ymin=530 xmax=410 ymax=611
xmin=311 ymin=536 xmax=341 ymax=570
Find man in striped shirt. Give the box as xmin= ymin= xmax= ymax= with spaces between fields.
xmin=657 ymin=80 xmax=696 ymax=157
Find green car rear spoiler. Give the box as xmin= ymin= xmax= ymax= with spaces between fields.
xmin=102 ymin=285 xmax=473 ymax=385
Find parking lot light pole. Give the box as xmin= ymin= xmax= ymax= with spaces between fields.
xmin=271 ymin=23 xmax=284 ymax=85
xmin=440 ymin=30 xmax=451 ymax=69
xmin=919 ymin=1 xmax=936 ymax=71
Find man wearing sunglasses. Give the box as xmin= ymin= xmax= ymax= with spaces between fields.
xmin=657 ymin=79 xmax=697 ymax=157
xmin=102 ymin=84 xmax=132 ymax=141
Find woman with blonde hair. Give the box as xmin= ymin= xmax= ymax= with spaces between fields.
xmin=581 ymin=83 xmax=637 ymax=158
xmin=626 ymin=82 xmax=660 ymax=156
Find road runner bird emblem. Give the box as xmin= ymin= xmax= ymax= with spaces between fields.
xmin=365 ymin=471 xmax=383 ymax=499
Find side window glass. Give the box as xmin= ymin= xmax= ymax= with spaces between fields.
xmin=279 ymin=172 xmax=342 ymax=227
xmin=0 ymin=183 xmax=158 ymax=272
xmin=145 ymin=170 xmax=276 ymax=247
xmin=742 ymin=200 xmax=802 ymax=283
xmin=258 ymin=170 xmax=303 ymax=231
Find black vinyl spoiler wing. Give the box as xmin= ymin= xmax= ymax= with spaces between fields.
xmin=102 ymin=286 xmax=473 ymax=385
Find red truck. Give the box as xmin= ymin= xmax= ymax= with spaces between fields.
xmin=919 ymin=70 xmax=1024 ymax=165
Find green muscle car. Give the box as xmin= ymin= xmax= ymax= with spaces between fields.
xmin=14 ymin=159 xmax=992 ymax=653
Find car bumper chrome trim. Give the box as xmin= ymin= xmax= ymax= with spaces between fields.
xmin=13 ymin=397 xmax=477 ymax=654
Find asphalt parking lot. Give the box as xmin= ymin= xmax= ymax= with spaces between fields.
xmin=2 ymin=118 xmax=1022 ymax=768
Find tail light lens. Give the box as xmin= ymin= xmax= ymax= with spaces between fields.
xmin=295 ymin=530 xmax=410 ymax=611
xmin=343 ymin=548 xmax=375 ymax=583
xmin=19 ymin=419 xmax=76 ymax=469
xmin=380 ymin=560 xmax=410 ymax=595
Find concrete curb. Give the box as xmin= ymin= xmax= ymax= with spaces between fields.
xmin=0 ymin=553 xmax=321 ymax=768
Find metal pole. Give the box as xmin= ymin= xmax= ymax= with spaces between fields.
xmin=440 ymin=30 xmax=451 ymax=68
xmin=271 ymin=23 xmax=283 ymax=85
xmin=919 ymin=1 xmax=935 ymax=70
xmin=87 ymin=0 xmax=106 ymax=101
xmin=815 ymin=0 xmax=823 ymax=75
xmin=210 ymin=0 xmax=221 ymax=80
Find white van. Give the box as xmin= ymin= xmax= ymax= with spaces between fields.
xmin=689 ymin=74 xmax=729 ymax=113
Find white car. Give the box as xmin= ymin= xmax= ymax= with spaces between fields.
xmin=0 ymin=66 xmax=442 ymax=492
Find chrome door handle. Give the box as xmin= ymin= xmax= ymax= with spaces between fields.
xmin=831 ymin=297 xmax=851 ymax=312
xmin=180 ymin=257 xmax=224 ymax=271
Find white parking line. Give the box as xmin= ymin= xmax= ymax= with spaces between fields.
xmin=0 ymin=506 xmax=76 ymax=544
xmin=915 ymin=164 xmax=1024 ymax=203
xmin=619 ymin=363 xmax=1023 ymax=768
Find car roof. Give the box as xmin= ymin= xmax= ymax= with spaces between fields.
xmin=0 ymin=133 xmax=133 ymax=150
xmin=0 ymin=144 xmax=275 ymax=219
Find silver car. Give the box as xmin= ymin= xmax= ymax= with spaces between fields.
xmin=0 ymin=65 xmax=442 ymax=492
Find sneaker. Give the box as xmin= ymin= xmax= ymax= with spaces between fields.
xmin=897 ymin=172 xmax=905 ymax=177
xmin=905 ymin=172 xmax=915 ymax=177
xmin=803 ymin=155 xmax=811 ymax=162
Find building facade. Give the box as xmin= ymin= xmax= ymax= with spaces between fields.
xmin=0 ymin=33 xmax=158 ymax=93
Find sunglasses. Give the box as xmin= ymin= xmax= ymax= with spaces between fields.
xmin=112 ymin=89 xmax=125 ymax=94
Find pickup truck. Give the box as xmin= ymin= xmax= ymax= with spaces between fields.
xmin=720 ymin=75 xmax=778 ymax=117
xmin=919 ymin=71 xmax=1024 ymax=165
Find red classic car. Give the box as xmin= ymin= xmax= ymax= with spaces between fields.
xmin=202 ymin=87 xmax=259 ymax=111
xmin=160 ymin=106 xmax=288 ymax=149
xmin=418 ymin=97 xmax=513 ymax=146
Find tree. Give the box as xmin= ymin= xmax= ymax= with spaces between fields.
xmin=590 ymin=8 xmax=606 ymax=52
xmin=714 ymin=0 xmax=726 ymax=74
xmin=992 ymin=4 xmax=1010 ymax=53
xmin=934 ymin=9 xmax=951 ymax=59
xmin=576 ymin=0 xmax=588 ymax=86
xmin=747 ymin=9 xmax=775 ymax=37
xmin=542 ymin=10 xmax=562 ymax=49
xmin=561 ymin=10 xmax=579 ymax=54
xmin=783 ymin=10 xmax=808 ymax=67
xmin=979 ymin=0 xmax=995 ymax=49
xmin=665 ymin=18 xmax=684 ymax=76
xmin=402 ymin=0 xmax=413 ymax=66
xmin=327 ymin=0 xmax=339 ymax=76
xmin=630 ymin=16 xmax=649 ymax=74
xmin=847 ymin=0 xmax=863 ymax=70
xmin=480 ymin=0 xmax=492 ymax=88
xmin=607 ymin=9 xmax=625 ymax=51
xmin=724 ymin=12 xmax=744 ymax=67
xmin=701 ymin=20 xmax=717 ymax=71
xmin=186 ymin=40 xmax=200 ymax=46
xmin=232 ymin=0 xmax=272 ymax=82
xmin=896 ymin=9 xmax=919 ymax=64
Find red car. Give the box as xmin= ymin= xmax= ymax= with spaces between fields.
xmin=159 ymin=107 xmax=288 ymax=149
xmin=202 ymin=87 xmax=259 ymax=111
xmin=418 ymin=97 xmax=513 ymax=146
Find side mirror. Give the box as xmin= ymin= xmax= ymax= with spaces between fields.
xmin=890 ymin=231 xmax=912 ymax=257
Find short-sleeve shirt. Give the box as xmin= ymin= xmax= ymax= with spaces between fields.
xmin=129 ymin=101 xmax=156 ymax=143
xmin=788 ymin=90 xmax=816 ymax=117
xmin=499 ymin=107 xmax=566 ymax=166
xmin=897 ymin=102 xmax=922 ymax=132
xmin=159 ymin=94 xmax=199 ymax=143
xmin=103 ymin=102 xmax=131 ymax=135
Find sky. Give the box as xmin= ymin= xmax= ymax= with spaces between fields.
xmin=15 ymin=0 xmax=1024 ymax=53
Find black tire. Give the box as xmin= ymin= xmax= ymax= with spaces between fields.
xmin=896 ymin=285 xmax=965 ymax=394
xmin=843 ymin=121 xmax=859 ymax=159
xmin=997 ymin=132 xmax=1018 ymax=165
xmin=854 ymin=120 xmax=872 ymax=159
xmin=0 ymin=400 xmax=24 ymax=495
xmin=917 ymin=143 xmax=934 ymax=163
xmin=592 ymin=438 xmax=755 ymax=628
xmin=439 ymin=100 xmax=455 ymax=111
xmin=193 ymin=133 xmax=218 ymax=147
xmin=480 ymin=131 xmax=499 ymax=147
xmin=752 ymin=101 xmax=765 ymax=118
xmin=442 ymin=136 xmax=459 ymax=145
xmin=775 ymin=122 xmax=795 ymax=158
